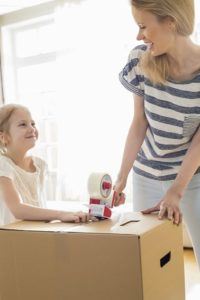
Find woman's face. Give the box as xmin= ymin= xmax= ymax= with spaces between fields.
xmin=132 ymin=6 xmax=176 ymax=56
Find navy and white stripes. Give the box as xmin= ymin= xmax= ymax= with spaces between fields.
xmin=119 ymin=44 xmax=200 ymax=180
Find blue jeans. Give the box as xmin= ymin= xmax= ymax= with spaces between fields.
xmin=132 ymin=171 xmax=200 ymax=269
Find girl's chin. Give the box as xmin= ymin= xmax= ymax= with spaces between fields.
xmin=24 ymin=142 xmax=36 ymax=151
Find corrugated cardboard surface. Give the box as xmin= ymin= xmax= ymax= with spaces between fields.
xmin=0 ymin=212 xmax=185 ymax=300
xmin=140 ymin=220 xmax=185 ymax=300
xmin=0 ymin=231 xmax=142 ymax=300
xmin=1 ymin=211 xmax=171 ymax=234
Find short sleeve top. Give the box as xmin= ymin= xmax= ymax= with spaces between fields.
xmin=119 ymin=44 xmax=200 ymax=180
xmin=119 ymin=44 xmax=146 ymax=96
xmin=0 ymin=155 xmax=47 ymax=225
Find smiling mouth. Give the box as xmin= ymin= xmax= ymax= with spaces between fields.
xmin=145 ymin=42 xmax=153 ymax=50
xmin=26 ymin=136 xmax=36 ymax=139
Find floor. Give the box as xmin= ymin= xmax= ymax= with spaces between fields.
xmin=184 ymin=248 xmax=200 ymax=300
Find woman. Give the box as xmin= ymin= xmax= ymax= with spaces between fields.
xmin=114 ymin=0 xmax=200 ymax=268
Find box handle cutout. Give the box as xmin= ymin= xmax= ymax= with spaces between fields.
xmin=120 ymin=220 xmax=140 ymax=226
xmin=160 ymin=251 xmax=171 ymax=268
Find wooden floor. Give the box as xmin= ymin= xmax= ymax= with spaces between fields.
xmin=184 ymin=248 xmax=200 ymax=300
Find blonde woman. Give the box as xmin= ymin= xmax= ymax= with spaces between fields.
xmin=0 ymin=104 xmax=93 ymax=225
xmin=114 ymin=0 xmax=200 ymax=268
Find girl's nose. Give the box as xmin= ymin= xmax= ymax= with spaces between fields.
xmin=28 ymin=124 xmax=36 ymax=132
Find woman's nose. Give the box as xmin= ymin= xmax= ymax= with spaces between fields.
xmin=136 ymin=30 xmax=144 ymax=41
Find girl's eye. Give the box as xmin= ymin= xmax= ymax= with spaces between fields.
xmin=31 ymin=122 xmax=36 ymax=127
xmin=19 ymin=123 xmax=26 ymax=127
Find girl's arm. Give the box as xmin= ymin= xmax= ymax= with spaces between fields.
xmin=143 ymin=126 xmax=200 ymax=224
xmin=114 ymin=94 xmax=148 ymax=204
xmin=0 ymin=177 xmax=90 ymax=223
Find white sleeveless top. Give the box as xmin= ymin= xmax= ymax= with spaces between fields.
xmin=0 ymin=155 xmax=47 ymax=225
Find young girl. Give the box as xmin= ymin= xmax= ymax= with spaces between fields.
xmin=0 ymin=103 xmax=91 ymax=225
xmin=114 ymin=0 xmax=200 ymax=268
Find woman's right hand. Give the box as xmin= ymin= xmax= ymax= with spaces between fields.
xmin=113 ymin=177 xmax=127 ymax=206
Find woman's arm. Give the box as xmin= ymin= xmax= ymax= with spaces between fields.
xmin=169 ymin=127 xmax=200 ymax=195
xmin=143 ymin=127 xmax=200 ymax=224
xmin=114 ymin=94 xmax=148 ymax=204
xmin=0 ymin=177 xmax=90 ymax=223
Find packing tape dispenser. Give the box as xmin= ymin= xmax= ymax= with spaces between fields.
xmin=87 ymin=172 xmax=125 ymax=219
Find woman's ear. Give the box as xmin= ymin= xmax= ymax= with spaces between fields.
xmin=165 ymin=16 xmax=176 ymax=31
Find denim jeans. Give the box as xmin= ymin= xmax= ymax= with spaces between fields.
xmin=132 ymin=171 xmax=200 ymax=269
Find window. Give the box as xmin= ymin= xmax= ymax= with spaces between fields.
xmin=1 ymin=16 xmax=58 ymax=200
xmin=1 ymin=0 xmax=135 ymax=203
xmin=1 ymin=0 xmax=199 ymax=204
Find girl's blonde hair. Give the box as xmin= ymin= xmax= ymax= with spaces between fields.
xmin=131 ymin=0 xmax=195 ymax=85
xmin=0 ymin=103 xmax=29 ymax=154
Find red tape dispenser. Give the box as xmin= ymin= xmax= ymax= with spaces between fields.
xmin=88 ymin=172 xmax=125 ymax=219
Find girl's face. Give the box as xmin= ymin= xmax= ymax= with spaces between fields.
xmin=5 ymin=108 xmax=38 ymax=153
xmin=132 ymin=7 xmax=176 ymax=56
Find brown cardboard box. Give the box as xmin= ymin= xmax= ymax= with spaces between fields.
xmin=0 ymin=212 xmax=185 ymax=300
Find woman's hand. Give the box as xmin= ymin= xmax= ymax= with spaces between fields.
xmin=141 ymin=188 xmax=183 ymax=225
xmin=113 ymin=177 xmax=126 ymax=206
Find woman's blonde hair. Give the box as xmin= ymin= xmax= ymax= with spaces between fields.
xmin=0 ymin=103 xmax=29 ymax=153
xmin=131 ymin=0 xmax=195 ymax=85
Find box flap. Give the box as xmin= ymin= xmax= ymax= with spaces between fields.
xmin=0 ymin=220 xmax=80 ymax=232
xmin=0 ymin=212 xmax=168 ymax=235
xmin=69 ymin=212 xmax=167 ymax=235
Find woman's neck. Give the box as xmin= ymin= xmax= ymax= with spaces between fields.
xmin=166 ymin=37 xmax=200 ymax=80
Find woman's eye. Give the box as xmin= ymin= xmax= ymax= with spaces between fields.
xmin=19 ymin=123 xmax=26 ymax=127
xmin=138 ymin=23 xmax=146 ymax=30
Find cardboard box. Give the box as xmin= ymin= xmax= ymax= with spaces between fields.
xmin=0 ymin=212 xmax=185 ymax=300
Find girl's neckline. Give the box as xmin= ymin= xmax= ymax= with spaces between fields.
xmin=3 ymin=155 xmax=37 ymax=174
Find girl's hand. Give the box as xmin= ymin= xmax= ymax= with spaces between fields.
xmin=58 ymin=211 xmax=97 ymax=223
xmin=141 ymin=188 xmax=182 ymax=225
xmin=113 ymin=177 xmax=126 ymax=206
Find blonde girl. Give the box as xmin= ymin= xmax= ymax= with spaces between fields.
xmin=0 ymin=104 xmax=91 ymax=225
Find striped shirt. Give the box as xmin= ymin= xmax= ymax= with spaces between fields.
xmin=119 ymin=44 xmax=200 ymax=180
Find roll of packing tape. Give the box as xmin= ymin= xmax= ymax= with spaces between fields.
xmin=88 ymin=172 xmax=112 ymax=199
